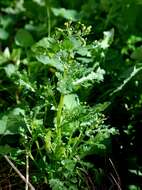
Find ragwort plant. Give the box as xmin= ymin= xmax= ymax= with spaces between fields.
xmin=0 ymin=23 xmax=116 ymax=189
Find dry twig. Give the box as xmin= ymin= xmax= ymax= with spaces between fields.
xmin=4 ymin=155 xmax=35 ymax=190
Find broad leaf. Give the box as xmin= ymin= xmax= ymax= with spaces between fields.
xmin=36 ymin=55 xmax=64 ymax=72
xmin=0 ymin=28 xmax=9 ymax=40
xmin=52 ymin=8 xmax=79 ymax=21
xmin=15 ymin=29 xmax=34 ymax=47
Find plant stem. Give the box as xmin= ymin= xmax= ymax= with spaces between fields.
xmin=26 ymin=152 xmax=29 ymax=190
xmin=45 ymin=0 xmax=51 ymax=37
xmin=47 ymin=7 xmax=51 ymax=37
xmin=56 ymin=94 xmax=64 ymax=143
xmin=4 ymin=155 xmax=35 ymax=190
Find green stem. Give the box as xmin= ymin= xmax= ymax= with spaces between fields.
xmin=29 ymin=152 xmax=34 ymax=161
xmin=56 ymin=94 xmax=64 ymax=143
xmin=47 ymin=7 xmax=51 ymax=37
xmin=45 ymin=0 xmax=51 ymax=37
xmin=35 ymin=140 xmax=42 ymax=157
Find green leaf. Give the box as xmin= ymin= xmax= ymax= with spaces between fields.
xmin=0 ymin=112 xmax=25 ymax=135
xmin=49 ymin=179 xmax=67 ymax=190
xmin=61 ymin=159 xmax=76 ymax=172
xmin=94 ymin=102 xmax=110 ymax=112
xmin=0 ymin=28 xmax=9 ymax=40
xmin=128 ymin=185 xmax=141 ymax=190
xmin=11 ymin=48 xmax=21 ymax=63
xmin=4 ymin=64 xmax=17 ymax=77
xmin=63 ymin=94 xmax=79 ymax=110
xmin=56 ymin=72 xmax=74 ymax=94
xmin=18 ymin=78 xmax=35 ymax=92
xmin=0 ymin=53 xmax=8 ymax=64
xmin=62 ymin=36 xmax=82 ymax=50
xmin=15 ymin=29 xmax=34 ymax=47
xmin=110 ymin=65 xmax=142 ymax=95
xmin=0 ymin=145 xmax=16 ymax=155
xmin=129 ymin=169 xmax=142 ymax=176
xmin=36 ymin=55 xmax=64 ymax=72
xmin=73 ymin=68 xmax=105 ymax=86
xmin=77 ymin=47 xmax=91 ymax=57
xmin=131 ymin=47 xmax=142 ymax=61
xmin=52 ymin=8 xmax=79 ymax=21
xmin=0 ymin=116 xmax=7 ymax=134
xmin=98 ymin=28 xmax=114 ymax=49
xmin=32 ymin=37 xmax=55 ymax=49
xmin=3 ymin=47 xmax=10 ymax=58
xmin=12 ymin=108 xmax=25 ymax=116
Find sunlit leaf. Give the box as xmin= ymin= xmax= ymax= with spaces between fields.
xmin=52 ymin=8 xmax=79 ymax=21
xmin=36 ymin=55 xmax=64 ymax=72
xmin=0 ymin=28 xmax=9 ymax=40
xmin=63 ymin=94 xmax=79 ymax=110
xmin=4 ymin=64 xmax=17 ymax=77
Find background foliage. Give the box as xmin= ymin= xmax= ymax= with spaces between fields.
xmin=0 ymin=0 xmax=142 ymax=189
